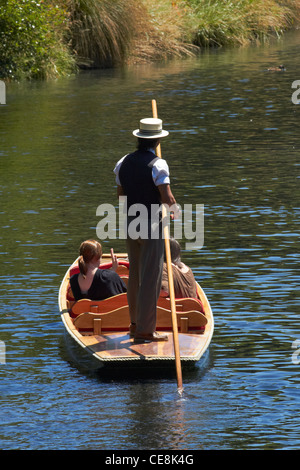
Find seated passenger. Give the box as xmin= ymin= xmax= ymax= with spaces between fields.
xmin=160 ymin=238 xmax=197 ymax=299
xmin=70 ymin=239 xmax=127 ymax=301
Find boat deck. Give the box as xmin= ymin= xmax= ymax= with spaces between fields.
xmin=62 ymin=312 xmax=211 ymax=363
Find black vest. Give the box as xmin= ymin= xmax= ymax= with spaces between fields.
xmin=119 ymin=150 xmax=161 ymax=211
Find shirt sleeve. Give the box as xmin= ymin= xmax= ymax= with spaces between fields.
xmin=152 ymin=158 xmax=170 ymax=186
xmin=113 ymin=155 xmax=127 ymax=186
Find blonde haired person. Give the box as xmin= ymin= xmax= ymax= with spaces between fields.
xmin=70 ymin=240 xmax=126 ymax=301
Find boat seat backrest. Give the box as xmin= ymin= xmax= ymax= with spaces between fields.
xmin=71 ymin=293 xmax=128 ymax=317
xmin=157 ymin=296 xmax=204 ymax=314
xmin=73 ymin=305 xmax=130 ymax=334
xmin=69 ymin=261 xmax=129 ymax=279
xmin=156 ymin=306 xmax=207 ymax=331
xmin=116 ymin=265 xmax=129 ymax=276
xmin=73 ymin=305 xmax=207 ymax=335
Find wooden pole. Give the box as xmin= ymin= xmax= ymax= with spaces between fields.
xmin=152 ymin=99 xmax=183 ymax=393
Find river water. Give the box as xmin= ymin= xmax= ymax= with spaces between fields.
xmin=0 ymin=29 xmax=299 ymax=451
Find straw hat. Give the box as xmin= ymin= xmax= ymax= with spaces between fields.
xmin=133 ymin=118 xmax=169 ymax=139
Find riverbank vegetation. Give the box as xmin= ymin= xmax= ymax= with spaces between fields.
xmin=0 ymin=0 xmax=76 ymax=80
xmin=0 ymin=0 xmax=299 ymax=80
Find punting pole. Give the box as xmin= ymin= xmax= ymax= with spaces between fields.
xmin=152 ymin=99 xmax=183 ymax=394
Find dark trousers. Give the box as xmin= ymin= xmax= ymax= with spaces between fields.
xmin=126 ymin=236 xmax=164 ymax=334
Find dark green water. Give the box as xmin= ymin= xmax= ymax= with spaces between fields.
xmin=0 ymin=30 xmax=299 ymax=450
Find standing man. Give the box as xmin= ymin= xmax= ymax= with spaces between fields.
xmin=114 ymin=117 xmax=177 ymax=343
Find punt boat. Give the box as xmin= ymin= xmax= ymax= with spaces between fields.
xmin=58 ymin=252 xmax=214 ymax=369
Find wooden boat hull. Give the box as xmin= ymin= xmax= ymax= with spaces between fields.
xmin=58 ymin=253 xmax=214 ymax=368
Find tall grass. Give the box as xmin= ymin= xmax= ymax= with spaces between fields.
xmin=125 ymin=0 xmax=300 ymax=62
xmin=66 ymin=0 xmax=145 ymax=68
xmin=186 ymin=0 xmax=299 ymax=48
xmin=66 ymin=0 xmax=196 ymax=68
xmin=129 ymin=0 xmax=197 ymax=63
xmin=1 ymin=0 xmax=300 ymax=80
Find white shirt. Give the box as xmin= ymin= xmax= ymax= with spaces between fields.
xmin=113 ymin=149 xmax=170 ymax=187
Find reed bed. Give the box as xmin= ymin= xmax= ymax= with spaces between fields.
xmin=187 ymin=0 xmax=299 ymax=48
xmin=128 ymin=0 xmax=197 ymax=63
xmin=1 ymin=0 xmax=300 ymax=80
xmin=66 ymin=0 xmax=196 ymax=67
xmin=66 ymin=0 xmax=143 ymax=68
xmin=66 ymin=0 xmax=300 ymax=67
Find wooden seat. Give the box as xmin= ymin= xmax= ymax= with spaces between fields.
xmin=116 ymin=265 xmax=129 ymax=276
xmin=156 ymin=306 xmax=207 ymax=332
xmin=69 ymin=263 xmax=129 ymax=278
xmin=73 ymin=304 xmax=207 ymax=335
xmin=158 ymin=296 xmax=204 ymax=314
xmin=73 ymin=305 xmax=131 ymax=335
xmin=71 ymin=293 xmax=128 ymax=317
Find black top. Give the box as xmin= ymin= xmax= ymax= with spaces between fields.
xmin=70 ymin=269 xmax=127 ymax=301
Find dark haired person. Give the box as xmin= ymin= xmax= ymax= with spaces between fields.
xmin=114 ymin=118 xmax=177 ymax=343
xmin=160 ymin=238 xmax=197 ymax=299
